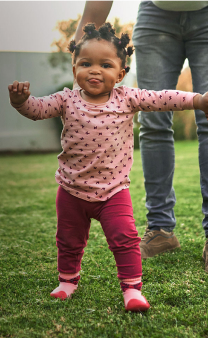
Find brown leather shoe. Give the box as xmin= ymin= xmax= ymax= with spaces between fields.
xmin=140 ymin=228 xmax=181 ymax=259
xmin=202 ymin=239 xmax=208 ymax=273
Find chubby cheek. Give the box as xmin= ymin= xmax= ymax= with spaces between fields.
xmin=73 ymin=67 xmax=83 ymax=81
xmin=107 ymin=78 xmax=117 ymax=87
xmin=106 ymin=71 xmax=121 ymax=86
xmin=75 ymin=73 xmax=85 ymax=87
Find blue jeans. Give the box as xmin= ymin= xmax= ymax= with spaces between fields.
xmin=132 ymin=1 xmax=208 ymax=237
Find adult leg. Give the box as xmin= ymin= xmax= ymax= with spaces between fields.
xmin=185 ymin=6 xmax=208 ymax=271
xmin=133 ymin=2 xmax=185 ymax=257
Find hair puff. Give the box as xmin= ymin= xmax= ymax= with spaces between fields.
xmin=68 ymin=40 xmax=76 ymax=53
xmin=125 ymin=66 xmax=130 ymax=73
xmin=119 ymin=33 xmax=130 ymax=49
xmin=99 ymin=22 xmax=115 ymax=37
xmin=83 ymin=23 xmax=96 ymax=35
xmin=126 ymin=46 xmax=134 ymax=57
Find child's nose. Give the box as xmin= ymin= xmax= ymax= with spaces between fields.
xmin=89 ymin=67 xmax=101 ymax=74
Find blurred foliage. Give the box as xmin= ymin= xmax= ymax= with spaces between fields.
xmin=133 ymin=127 xmax=140 ymax=150
xmin=48 ymin=16 xmax=81 ymax=71
xmin=56 ymin=82 xmax=73 ymax=92
xmin=173 ymin=110 xmax=197 ymax=141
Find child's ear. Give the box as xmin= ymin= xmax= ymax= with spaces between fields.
xmin=116 ymin=69 xmax=126 ymax=83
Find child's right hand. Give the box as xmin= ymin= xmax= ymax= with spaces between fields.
xmin=8 ymin=81 xmax=31 ymax=105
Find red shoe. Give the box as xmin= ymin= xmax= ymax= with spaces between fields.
xmin=124 ymin=289 xmax=150 ymax=312
xmin=125 ymin=297 xmax=150 ymax=312
xmin=50 ymin=291 xmax=67 ymax=300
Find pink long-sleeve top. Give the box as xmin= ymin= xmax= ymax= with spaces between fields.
xmin=11 ymin=85 xmax=196 ymax=202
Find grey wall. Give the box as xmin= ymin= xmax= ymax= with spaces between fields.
xmin=0 ymin=51 xmax=73 ymax=152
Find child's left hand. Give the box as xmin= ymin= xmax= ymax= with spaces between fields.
xmin=193 ymin=92 xmax=208 ymax=119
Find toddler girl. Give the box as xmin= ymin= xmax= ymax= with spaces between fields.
xmin=8 ymin=23 xmax=208 ymax=312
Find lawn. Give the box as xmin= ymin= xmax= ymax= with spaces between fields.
xmin=0 ymin=141 xmax=208 ymax=338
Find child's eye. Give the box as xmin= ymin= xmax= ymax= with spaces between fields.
xmin=82 ymin=62 xmax=91 ymax=67
xmin=102 ymin=63 xmax=111 ymax=69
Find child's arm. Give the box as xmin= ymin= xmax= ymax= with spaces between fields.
xmin=193 ymin=93 xmax=208 ymax=118
xmin=125 ymin=87 xmax=198 ymax=113
xmin=8 ymin=81 xmax=65 ymax=121
xmin=8 ymin=81 xmax=31 ymax=106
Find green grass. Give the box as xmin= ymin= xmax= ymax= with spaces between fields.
xmin=0 ymin=141 xmax=208 ymax=338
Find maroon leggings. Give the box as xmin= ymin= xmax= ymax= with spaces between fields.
xmin=56 ymin=186 xmax=142 ymax=280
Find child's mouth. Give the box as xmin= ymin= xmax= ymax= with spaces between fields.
xmin=88 ymin=79 xmax=102 ymax=85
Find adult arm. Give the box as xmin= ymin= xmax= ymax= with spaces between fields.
xmin=74 ymin=1 xmax=113 ymax=42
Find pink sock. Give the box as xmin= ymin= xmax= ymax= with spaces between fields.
xmin=50 ymin=272 xmax=80 ymax=300
xmin=121 ymin=278 xmax=150 ymax=312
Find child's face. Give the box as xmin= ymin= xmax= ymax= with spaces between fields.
xmin=73 ymin=39 xmax=126 ymax=102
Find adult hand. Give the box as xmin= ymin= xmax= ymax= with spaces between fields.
xmin=193 ymin=93 xmax=208 ymax=119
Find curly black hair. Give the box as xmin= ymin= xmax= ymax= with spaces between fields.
xmin=68 ymin=22 xmax=134 ymax=73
